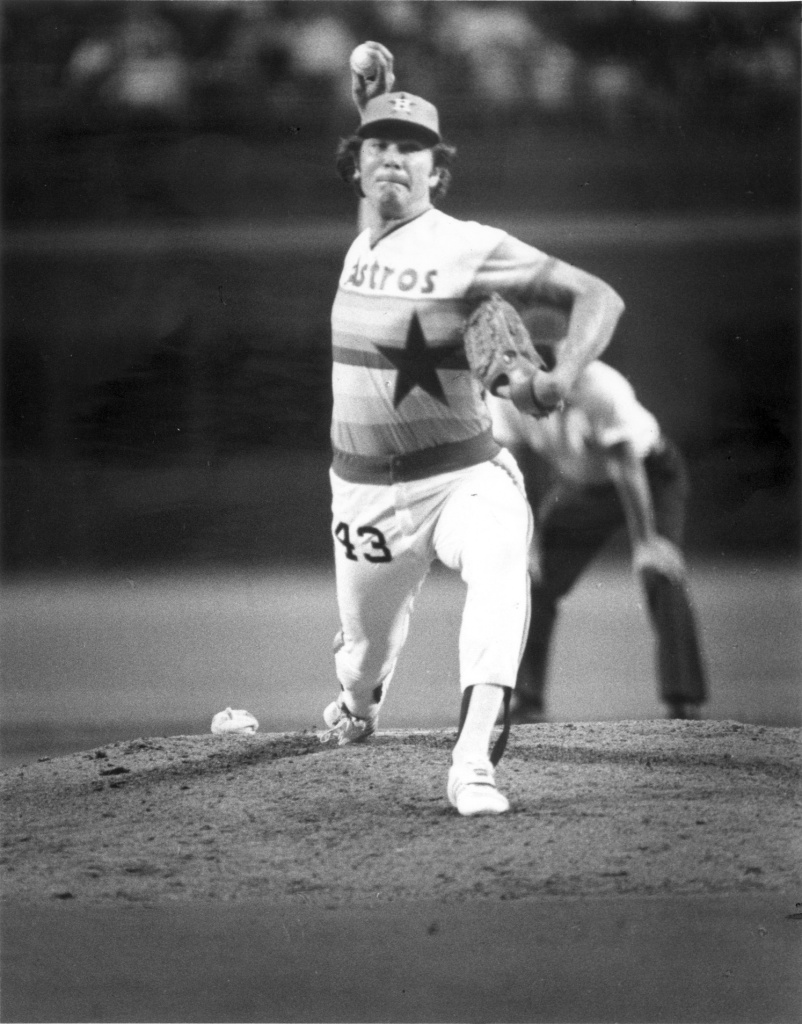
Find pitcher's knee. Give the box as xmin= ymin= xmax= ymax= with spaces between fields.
xmin=463 ymin=532 xmax=529 ymax=588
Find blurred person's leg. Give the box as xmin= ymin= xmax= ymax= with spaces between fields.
xmin=516 ymin=481 xmax=623 ymax=720
xmin=642 ymin=441 xmax=708 ymax=716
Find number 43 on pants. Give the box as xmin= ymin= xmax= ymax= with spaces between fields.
xmin=334 ymin=521 xmax=393 ymax=563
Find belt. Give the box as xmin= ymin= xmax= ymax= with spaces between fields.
xmin=331 ymin=431 xmax=501 ymax=485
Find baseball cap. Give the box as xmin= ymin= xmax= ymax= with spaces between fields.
xmin=357 ymin=92 xmax=441 ymax=146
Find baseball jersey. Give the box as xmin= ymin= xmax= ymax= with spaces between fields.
xmin=490 ymin=360 xmax=661 ymax=486
xmin=330 ymin=208 xmax=553 ymax=484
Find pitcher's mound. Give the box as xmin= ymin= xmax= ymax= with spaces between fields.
xmin=2 ymin=719 xmax=799 ymax=903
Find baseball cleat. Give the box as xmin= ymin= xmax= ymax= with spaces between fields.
xmin=319 ymin=697 xmax=377 ymax=746
xmin=447 ymin=760 xmax=510 ymax=816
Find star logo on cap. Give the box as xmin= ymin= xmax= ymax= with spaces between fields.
xmin=391 ymin=94 xmax=413 ymax=113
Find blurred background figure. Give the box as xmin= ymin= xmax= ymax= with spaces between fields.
xmin=489 ymin=361 xmax=708 ymax=724
xmin=192 ymin=0 xmax=299 ymax=127
xmin=287 ymin=2 xmax=357 ymax=121
xmin=434 ymin=1 xmax=543 ymax=124
xmin=65 ymin=1 xmax=191 ymax=126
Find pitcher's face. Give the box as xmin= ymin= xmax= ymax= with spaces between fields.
xmin=358 ymin=136 xmax=439 ymax=221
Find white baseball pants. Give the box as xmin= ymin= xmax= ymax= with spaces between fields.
xmin=330 ymin=451 xmax=533 ymax=719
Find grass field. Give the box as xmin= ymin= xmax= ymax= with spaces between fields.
xmin=2 ymin=558 xmax=799 ymax=770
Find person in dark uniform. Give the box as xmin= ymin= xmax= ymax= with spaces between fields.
xmin=489 ymin=359 xmax=708 ymax=722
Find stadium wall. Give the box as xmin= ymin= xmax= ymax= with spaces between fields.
xmin=2 ymin=213 xmax=798 ymax=571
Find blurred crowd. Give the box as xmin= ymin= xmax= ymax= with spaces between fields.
xmin=3 ymin=3 xmax=799 ymax=569
xmin=3 ymin=0 xmax=799 ymax=135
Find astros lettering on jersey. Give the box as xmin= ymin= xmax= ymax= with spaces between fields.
xmin=330 ymin=208 xmax=551 ymax=482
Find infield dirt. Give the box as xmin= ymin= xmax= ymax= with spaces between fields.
xmin=2 ymin=719 xmax=800 ymax=1022
xmin=2 ymin=719 xmax=800 ymax=903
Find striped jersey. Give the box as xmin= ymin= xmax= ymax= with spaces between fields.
xmin=330 ymin=208 xmax=552 ymax=484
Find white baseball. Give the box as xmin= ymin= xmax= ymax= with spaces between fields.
xmin=350 ymin=44 xmax=379 ymax=78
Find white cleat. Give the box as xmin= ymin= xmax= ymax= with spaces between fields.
xmin=447 ymin=760 xmax=510 ymax=816
xmin=319 ymin=698 xmax=377 ymax=746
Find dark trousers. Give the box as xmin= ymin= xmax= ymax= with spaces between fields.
xmin=516 ymin=440 xmax=707 ymax=710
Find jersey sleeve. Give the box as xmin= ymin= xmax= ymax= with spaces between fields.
xmin=467 ymin=234 xmax=563 ymax=302
xmin=467 ymin=233 xmax=574 ymax=344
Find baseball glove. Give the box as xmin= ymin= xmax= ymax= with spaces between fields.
xmin=464 ymin=293 xmax=551 ymax=417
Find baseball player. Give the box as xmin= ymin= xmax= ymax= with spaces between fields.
xmin=488 ymin=359 xmax=708 ymax=723
xmin=318 ymin=43 xmax=625 ymax=816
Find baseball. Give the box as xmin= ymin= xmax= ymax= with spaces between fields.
xmin=350 ymin=43 xmax=379 ymax=78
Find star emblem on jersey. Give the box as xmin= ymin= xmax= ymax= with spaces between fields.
xmin=376 ymin=313 xmax=461 ymax=407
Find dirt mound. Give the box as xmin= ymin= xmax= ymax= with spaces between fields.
xmin=2 ymin=720 xmax=799 ymax=905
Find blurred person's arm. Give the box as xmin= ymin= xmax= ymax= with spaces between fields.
xmin=604 ymin=442 xmax=686 ymax=582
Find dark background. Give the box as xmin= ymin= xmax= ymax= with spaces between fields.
xmin=2 ymin=0 xmax=800 ymax=574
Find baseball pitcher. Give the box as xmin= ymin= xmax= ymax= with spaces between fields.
xmin=318 ymin=43 xmax=625 ymax=815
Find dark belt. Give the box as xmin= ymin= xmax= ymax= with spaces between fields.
xmin=332 ymin=431 xmax=501 ymax=485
